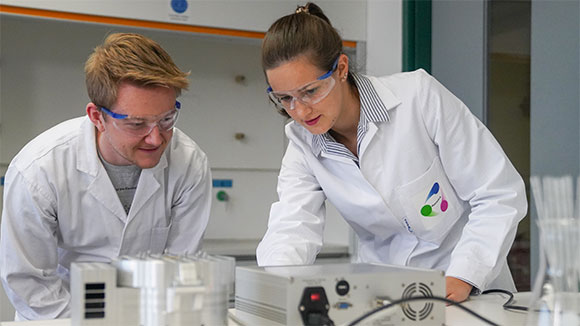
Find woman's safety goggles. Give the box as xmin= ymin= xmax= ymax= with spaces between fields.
xmin=267 ymin=57 xmax=339 ymax=111
xmin=100 ymin=101 xmax=181 ymax=137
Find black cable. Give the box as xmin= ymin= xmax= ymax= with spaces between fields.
xmin=319 ymin=314 xmax=335 ymax=326
xmin=482 ymin=289 xmax=529 ymax=312
xmin=346 ymin=295 xmax=500 ymax=326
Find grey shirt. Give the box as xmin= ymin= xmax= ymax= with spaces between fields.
xmin=99 ymin=152 xmax=141 ymax=214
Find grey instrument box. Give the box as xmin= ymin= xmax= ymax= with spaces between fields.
xmin=235 ymin=263 xmax=445 ymax=326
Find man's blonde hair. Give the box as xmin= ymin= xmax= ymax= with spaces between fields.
xmin=85 ymin=33 xmax=189 ymax=109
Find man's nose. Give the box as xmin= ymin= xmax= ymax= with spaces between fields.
xmin=144 ymin=124 xmax=163 ymax=145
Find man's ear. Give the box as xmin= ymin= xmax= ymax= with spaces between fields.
xmin=86 ymin=103 xmax=105 ymax=132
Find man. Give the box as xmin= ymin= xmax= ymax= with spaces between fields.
xmin=0 ymin=33 xmax=212 ymax=320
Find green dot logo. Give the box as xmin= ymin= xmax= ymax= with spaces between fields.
xmin=421 ymin=205 xmax=432 ymax=216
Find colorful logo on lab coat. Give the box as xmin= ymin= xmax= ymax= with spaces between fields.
xmin=420 ymin=182 xmax=448 ymax=217
xmin=171 ymin=0 xmax=188 ymax=13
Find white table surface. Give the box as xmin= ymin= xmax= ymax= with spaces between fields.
xmin=1 ymin=292 xmax=531 ymax=326
xmin=446 ymin=291 xmax=529 ymax=326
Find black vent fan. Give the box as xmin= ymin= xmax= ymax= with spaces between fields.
xmin=84 ymin=282 xmax=106 ymax=319
xmin=400 ymin=282 xmax=434 ymax=321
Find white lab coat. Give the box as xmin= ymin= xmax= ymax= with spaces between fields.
xmin=257 ymin=70 xmax=527 ymax=292
xmin=0 ymin=116 xmax=212 ymax=320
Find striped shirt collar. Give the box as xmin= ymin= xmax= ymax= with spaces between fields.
xmin=311 ymin=73 xmax=390 ymax=158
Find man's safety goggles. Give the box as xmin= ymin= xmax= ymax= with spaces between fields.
xmin=100 ymin=101 xmax=181 ymax=137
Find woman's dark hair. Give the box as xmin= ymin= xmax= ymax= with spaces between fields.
xmin=262 ymin=2 xmax=356 ymax=117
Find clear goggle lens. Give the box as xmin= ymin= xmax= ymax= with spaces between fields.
xmin=113 ymin=109 xmax=179 ymax=136
xmin=268 ymin=75 xmax=336 ymax=111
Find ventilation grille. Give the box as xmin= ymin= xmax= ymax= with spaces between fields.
xmin=84 ymin=283 xmax=106 ymax=319
xmin=235 ymin=296 xmax=286 ymax=324
xmin=401 ymin=282 xmax=434 ymax=321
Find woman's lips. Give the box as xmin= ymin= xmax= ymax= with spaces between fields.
xmin=305 ymin=115 xmax=321 ymax=126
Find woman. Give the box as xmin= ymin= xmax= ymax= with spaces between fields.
xmin=256 ymin=2 xmax=527 ymax=303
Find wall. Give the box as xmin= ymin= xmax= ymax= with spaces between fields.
xmin=431 ymin=0 xmax=486 ymax=121
xmin=529 ymin=0 xmax=580 ymax=286
xmin=366 ymin=0 xmax=402 ymax=76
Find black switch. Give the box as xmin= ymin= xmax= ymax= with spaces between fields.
xmin=336 ymin=280 xmax=350 ymax=296
xmin=298 ymin=287 xmax=333 ymax=326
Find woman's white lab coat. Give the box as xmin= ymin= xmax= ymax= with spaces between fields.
xmin=257 ymin=70 xmax=527 ymax=292
xmin=0 ymin=116 xmax=212 ymax=320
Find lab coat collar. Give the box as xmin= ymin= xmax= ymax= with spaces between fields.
xmin=365 ymin=75 xmax=402 ymax=113
xmin=127 ymin=168 xmax=162 ymax=222
xmin=313 ymin=133 xmax=359 ymax=163
xmin=311 ymin=74 xmax=401 ymax=157
xmin=75 ymin=117 xmax=126 ymax=221
xmin=77 ymin=117 xmax=102 ymax=176
xmin=128 ymin=146 xmax=168 ymax=221
xmin=353 ymin=73 xmax=392 ymax=123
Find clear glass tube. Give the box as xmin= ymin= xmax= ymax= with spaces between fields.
xmin=528 ymin=176 xmax=580 ymax=326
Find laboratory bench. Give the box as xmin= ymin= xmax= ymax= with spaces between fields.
xmin=0 ymin=292 xmax=531 ymax=326
xmin=201 ymin=238 xmax=351 ymax=263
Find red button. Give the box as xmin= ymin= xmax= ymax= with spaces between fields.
xmin=310 ymin=293 xmax=321 ymax=301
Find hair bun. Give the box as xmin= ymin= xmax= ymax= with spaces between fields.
xmin=295 ymin=5 xmax=309 ymax=14
xmin=294 ymin=3 xmax=332 ymax=26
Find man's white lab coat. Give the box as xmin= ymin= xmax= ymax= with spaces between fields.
xmin=0 ymin=116 xmax=211 ymax=320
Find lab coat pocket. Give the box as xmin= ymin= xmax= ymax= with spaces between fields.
xmin=396 ymin=157 xmax=464 ymax=244
xmin=149 ymin=226 xmax=170 ymax=254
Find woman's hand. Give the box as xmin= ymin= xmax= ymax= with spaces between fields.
xmin=445 ymin=276 xmax=472 ymax=303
